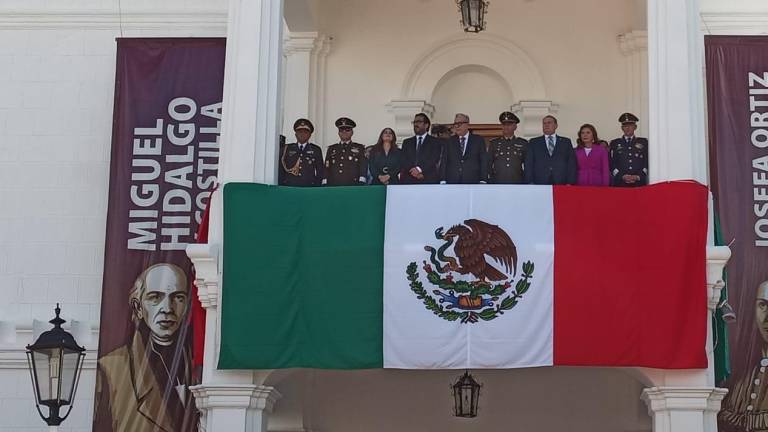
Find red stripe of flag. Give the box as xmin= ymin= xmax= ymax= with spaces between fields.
xmin=553 ymin=181 xmax=708 ymax=368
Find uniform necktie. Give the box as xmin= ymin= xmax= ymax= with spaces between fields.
xmin=417 ymin=136 xmax=423 ymax=152
xmin=547 ymin=135 xmax=555 ymax=156
xmin=299 ymin=144 xmax=305 ymax=152
xmin=460 ymin=136 xmax=466 ymax=156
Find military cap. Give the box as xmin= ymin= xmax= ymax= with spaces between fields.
xmin=499 ymin=111 xmax=520 ymax=124
xmin=293 ymin=118 xmax=314 ymax=133
xmin=335 ymin=117 xmax=356 ymax=129
xmin=619 ymin=112 xmax=639 ymax=124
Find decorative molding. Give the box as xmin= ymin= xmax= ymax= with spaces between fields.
xmin=701 ymin=12 xmax=768 ymax=35
xmin=706 ymin=246 xmax=731 ymax=311
xmin=0 ymin=348 xmax=99 ymax=370
xmin=510 ymin=100 xmax=559 ymax=139
xmin=618 ymin=31 xmax=648 ymax=56
xmin=400 ymin=32 xmax=546 ymax=102
xmin=187 ymin=243 xmax=220 ymax=309
xmin=0 ymin=10 xmax=227 ymax=32
xmin=642 ymin=386 xmax=727 ymax=413
xmin=386 ymin=99 xmax=435 ymax=144
xmin=192 ymin=384 xmax=282 ymax=432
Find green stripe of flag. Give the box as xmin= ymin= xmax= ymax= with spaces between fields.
xmin=219 ymin=183 xmax=386 ymax=369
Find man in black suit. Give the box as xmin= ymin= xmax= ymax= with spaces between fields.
xmin=524 ymin=115 xmax=577 ymax=185
xmin=442 ymin=113 xmax=488 ymax=184
xmin=400 ymin=113 xmax=443 ymax=184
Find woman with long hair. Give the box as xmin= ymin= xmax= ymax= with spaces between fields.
xmin=575 ymin=123 xmax=610 ymax=186
xmin=368 ymin=127 xmax=402 ymax=185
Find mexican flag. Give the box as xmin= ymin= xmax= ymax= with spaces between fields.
xmin=219 ymin=182 xmax=708 ymax=370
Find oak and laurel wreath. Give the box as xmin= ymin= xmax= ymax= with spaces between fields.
xmin=406 ymin=260 xmax=535 ymax=323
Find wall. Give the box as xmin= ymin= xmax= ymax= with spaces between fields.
xmin=269 ymin=368 xmax=651 ymax=432
xmin=0 ymin=1 xmax=226 ymax=430
xmin=0 ymin=0 xmax=767 ymax=430
xmin=312 ymin=0 xmax=640 ymax=147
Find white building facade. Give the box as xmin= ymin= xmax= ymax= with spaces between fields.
xmin=0 ymin=0 xmax=766 ymax=430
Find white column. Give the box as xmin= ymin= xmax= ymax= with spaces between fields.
xmin=283 ymin=32 xmax=331 ymax=145
xmin=386 ymin=99 xmax=435 ymax=144
xmin=510 ymin=100 xmax=559 ymax=139
xmin=647 ymin=0 xmax=707 ymax=183
xmin=642 ymin=387 xmax=727 ymax=432
xmin=217 ymin=0 xmax=284 ymax=187
xmin=191 ymin=385 xmax=281 ymax=432
xmin=189 ymin=0 xmax=284 ymax=430
xmin=618 ymin=31 xmax=649 ymax=137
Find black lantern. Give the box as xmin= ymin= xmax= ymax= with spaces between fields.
xmin=452 ymin=370 xmax=481 ymax=418
xmin=26 ymin=304 xmax=86 ymax=427
xmin=457 ymin=0 xmax=490 ymax=33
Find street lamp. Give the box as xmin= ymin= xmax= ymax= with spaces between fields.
xmin=456 ymin=0 xmax=490 ymax=33
xmin=26 ymin=304 xmax=86 ymax=430
xmin=452 ymin=370 xmax=481 ymax=418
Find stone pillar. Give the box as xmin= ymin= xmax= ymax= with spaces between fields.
xmin=647 ymin=0 xmax=707 ymax=183
xmin=386 ymin=99 xmax=435 ymax=144
xmin=283 ymin=32 xmax=331 ymax=145
xmin=642 ymin=387 xmax=727 ymax=432
xmin=189 ymin=0 xmax=284 ymax=429
xmin=618 ymin=31 xmax=649 ymax=137
xmin=191 ymin=385 xmax=281 ymax=432
xmin=510 ymin=100 xmax=559 ymax=139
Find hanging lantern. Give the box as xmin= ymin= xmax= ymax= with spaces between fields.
xmin=457 ymin=0 xmax=490 ymax=33
xmin=452 ymin=370 xmax=482 ymax=418
xmin=26 ymin=304 xmax=86 ymax=427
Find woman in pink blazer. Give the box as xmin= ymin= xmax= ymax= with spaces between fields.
xmin=575 ymin=124 xmax=610 ymax=186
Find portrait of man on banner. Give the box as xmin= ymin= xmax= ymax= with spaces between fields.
xmin=94 ymin=263 xmax=196 ymax=432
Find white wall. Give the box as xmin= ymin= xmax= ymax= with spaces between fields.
xmin=0 ymin=0 xmax=767 ymax=430
xmin=0 ymin=1 xmax=225 ymax=430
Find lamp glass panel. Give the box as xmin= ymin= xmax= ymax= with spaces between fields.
xmin=60 ymin=350 xmax=80 ymax=404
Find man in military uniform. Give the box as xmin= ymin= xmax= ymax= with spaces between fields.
xmin=279 ymin=119 xmax=324 ymax=186
xmin=609 ymin=113 xmax=648 ymax=187
xmin=488 ymin=111 xmax=528 ymax=184
xmin=324 ymin=117 xmax=367 ymax=186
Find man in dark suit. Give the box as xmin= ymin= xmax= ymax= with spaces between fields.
xmin=524 ymin=115 xmax=577 ymax=185
xmin=400 ymin=113 xmax=443 ymax=184
xmin=442 ymin=113 xmax=488 ymax=184
xmin=609 ymin=112 xmax=648 ymax=187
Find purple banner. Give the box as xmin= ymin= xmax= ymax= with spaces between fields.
xmin=707 ymin=36 xmax=768 ymax=431
xmin=93 ymin=38 xmax=224 ymax=432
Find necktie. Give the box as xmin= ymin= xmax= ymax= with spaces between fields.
xmin=299 ymin=144 xmax=305 ymax=152
xmin=547 ymin=136 xmax=555 ymax=156
xmin=417 ymin=136 xmax=423 ymax=152
xmin=460 ymin=136 xmax=466 ymax=156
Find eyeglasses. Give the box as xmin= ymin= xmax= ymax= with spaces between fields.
xmin=453 ymin=121 xmax=468 ymax=126
xmin=412 ymin=120 xmax=425 ymax=125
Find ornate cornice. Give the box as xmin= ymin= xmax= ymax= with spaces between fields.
xmin=0 ymin=10 xmax=227 ymax=31
xmin=187 ymin=243 xmax=220 ymax=309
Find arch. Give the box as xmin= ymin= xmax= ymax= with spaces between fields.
xmin=400 ymin=33 xmax=547 ymax=103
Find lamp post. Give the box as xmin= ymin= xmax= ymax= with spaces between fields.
xmin=452 ymin=370 xmax=481 ymax=418
xmin=26 ymin=304 xmax=86 ymax=431
xmin=456 ymin=0 xmax=490 ymax=33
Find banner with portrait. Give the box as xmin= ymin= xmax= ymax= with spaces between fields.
xmin=93 ymin=38 xmax=224 ymax=432
xmin=707 ymin=36 xmax=768 ymax=431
